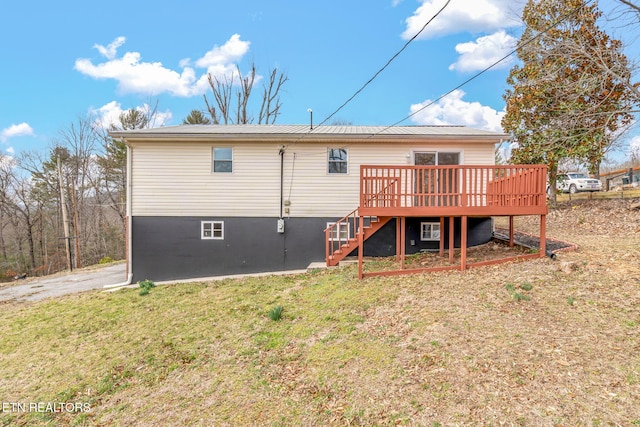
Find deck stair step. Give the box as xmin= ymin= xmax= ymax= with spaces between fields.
xmin=325 ymin=213 xmax=392 ymax=266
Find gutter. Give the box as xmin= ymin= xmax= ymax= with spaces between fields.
xmin=103 ymin=272 xmax=133 ymax=289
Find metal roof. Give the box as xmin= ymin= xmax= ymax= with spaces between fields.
xmin=109 ymin=124 xmax=509 ymax=142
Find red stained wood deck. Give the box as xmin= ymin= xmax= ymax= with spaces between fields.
xmin=326 ymin=165 xmax=549 ymax=278
xmin=359 ymin=165 xmax=548 ymax=217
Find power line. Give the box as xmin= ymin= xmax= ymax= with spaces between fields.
xmin=316 ymin=0 xmax=452 ymax=128
xmin=292 ymin=0 xmax=595 ymax=148
xmin=378 ymin=0 xmax=597 ymax=133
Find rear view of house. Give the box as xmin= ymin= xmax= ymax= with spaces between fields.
xmin=110 ymin=124 xmax=544 ymax=282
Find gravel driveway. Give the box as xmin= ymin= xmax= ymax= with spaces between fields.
xmin=0 ymin=263 xmax=127 ymax=303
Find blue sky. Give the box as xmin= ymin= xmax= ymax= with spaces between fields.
xmin=1 ymin=0 xmax=638 ymax=163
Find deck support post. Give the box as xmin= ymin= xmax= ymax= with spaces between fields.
xmin=460 ymin=215 xmax=468 ymax=270
xmin=539 ymin=214 xmax=546 ymax=258
xmin=358 ymin=213 xmax=364 ymax=279
xmin=399 ymin=216 xmax=406 ymax=269
xmin=395 ymin=217 xmax=401 ymax=261
xmin=448 ymin=216 xmax=455 ymax=264
xmin=509 ymin=215 xmax=514 ymax=248
xmin=439 ymin=217 xmax=445 ymax=257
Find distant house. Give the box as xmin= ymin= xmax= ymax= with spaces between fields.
xmin=600 ymin=167 xmax=640 ymax=190
xmin=109 ymin=125 xmax=547 ymax=282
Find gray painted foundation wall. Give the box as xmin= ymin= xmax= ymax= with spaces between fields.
xmin=131 ymin=216 xmax=493 ymax=282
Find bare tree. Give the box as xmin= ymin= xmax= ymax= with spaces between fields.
xmin=259 ymin=68 xmax=288 ymax=124
xmin=57 ymin=116 xmax=99 ymax=268
xmin=618 ymin=0 xmax=640 ymax=14
xmin=0 ymin=157 xmax=42 ymax=274
xmin=204 ymin=62 xmax=287 ymax=124
xmin=95 ymin=108 xmax=153 ymax=235
xmin=205 ymin=71 xmax=234 ymax=124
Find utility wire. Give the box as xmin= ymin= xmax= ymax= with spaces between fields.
xmin=284 ymin=0 xmax=451 ymax=152
xmin=377 ymin=0 xmax=596 ymax=134
xmin=317 ymin=0 xmax=451 ymax=128
xmin=291 ymin=0 xmax=594 ymax=150
xmin=284 ymin=0 xmax=598 ymax=191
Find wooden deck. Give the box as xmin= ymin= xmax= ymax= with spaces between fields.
xmin=326 ymin=165 xmax=549 ymax=278
xmin=359 ymin=165 xmax=548 ymax=217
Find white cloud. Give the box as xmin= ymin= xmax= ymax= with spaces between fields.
xmin=195 ymin=34 xmax=250 ymax=68
xmin=5 ymin=146 xmax=15 ymax=155
xmin=409 ymin=89 xmax=504 ymax=132
xmin=402 ymin=0 xmax=524 ymax=39
xmin=94 ymin=36 xmax=126 ymax=60
xmin=75 ymin=34 xmax=251 ymax=97
xmin=90 ymin=101 xmax=173 ymax=130
xmin=0 ymin=122 xmax=35 ymax=142
xmin=448 ymin=30 xmax=516 ymax=72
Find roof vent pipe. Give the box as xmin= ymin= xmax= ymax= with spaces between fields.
xmin=307 ymin=108 xmax=313 ymax=130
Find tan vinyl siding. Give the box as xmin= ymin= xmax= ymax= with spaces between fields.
xmin=131 ymin=142 xmax=282 ymax=216
xmin=130 ymin=140 xmax=495 ymax=217
xmin=283 ymin=142 xmax=494 ymax=217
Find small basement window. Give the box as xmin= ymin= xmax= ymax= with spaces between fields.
xmin=327 ymin=222 xmax=350 ymax=242
xmin=202 ymin=221 xmax=224 ymax=240
xmin=328 ymin=148 xmax=348 ymax=174
xmin=420 ymin=222 xmax=440 ymax=241
xmin=212 ymin=147 xmax=233 ymax=173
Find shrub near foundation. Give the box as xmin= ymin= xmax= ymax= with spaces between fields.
xmin=138 ymin=279 xmax=156 ymax=296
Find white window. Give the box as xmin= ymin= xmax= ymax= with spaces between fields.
xmin=202 ymin=221 xmax=224 ymax=240
xmin=327 ymin=222 xmax=350 ymax=242
xmin=212 ymin=147 xmax=233 ymax=173
xmin=420 ymin=222 xmax=440 ymax=241
xmin=328 ymin=148 xmax=348 ymax=174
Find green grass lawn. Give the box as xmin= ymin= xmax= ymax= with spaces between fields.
xmin=1 ymin=201 xmax=640 ymax=426
xmin=1 ymin=267 xmax=405 ymax=426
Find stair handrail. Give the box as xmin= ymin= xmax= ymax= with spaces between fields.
xmin=325 ymin=209 xmax=358 ymax=265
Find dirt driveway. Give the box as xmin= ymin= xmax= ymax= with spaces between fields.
xmin=0 ymin=263 xmax=127 ymax=303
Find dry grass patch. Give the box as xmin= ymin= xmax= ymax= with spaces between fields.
xmin=1 ymin=199 xmax=639 ymax=426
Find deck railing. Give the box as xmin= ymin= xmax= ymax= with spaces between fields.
xmin=360 ymin=164 xmax=548 ymax=216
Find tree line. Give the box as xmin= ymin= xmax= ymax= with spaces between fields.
xmin=0 ymin=110 xmax=147 ymax=280
xmin=0 ymin=63 xmax=288 ymax=280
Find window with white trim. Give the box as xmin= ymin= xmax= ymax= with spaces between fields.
xmin=328 ymin=148 xmax=348 ymax=174
xmin=327 ymin=222 xmax=350 ymax=242
xmin=212 ymin=147 xmax=233 ymax=173
xmin=202 ymin=221 xmax=224 ymax=239
xmin=420 ymin=222 xmax=440 ymax=241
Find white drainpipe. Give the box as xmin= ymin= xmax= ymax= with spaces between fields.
xmin=104 ymin=141 xmax=134 ymax=289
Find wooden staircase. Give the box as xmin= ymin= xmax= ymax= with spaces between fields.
xmin=325 ymin=210 xmax=391 ymax=266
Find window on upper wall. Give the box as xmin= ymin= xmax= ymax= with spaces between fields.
xmin=202 ymin=221 xmax=224 ymax=240
xmin=328 ymin=148 xmax=348 ymax=174
xmin=420 ymin=222 xmax=440 ymax=241
xmin=212 ymin=147 xmax=233 ymax=173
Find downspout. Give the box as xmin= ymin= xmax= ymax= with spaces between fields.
xmin=104 ymin=140 xmax=134 ymax=288
xmin=279 ymin=146 xmax=285 ymax=219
